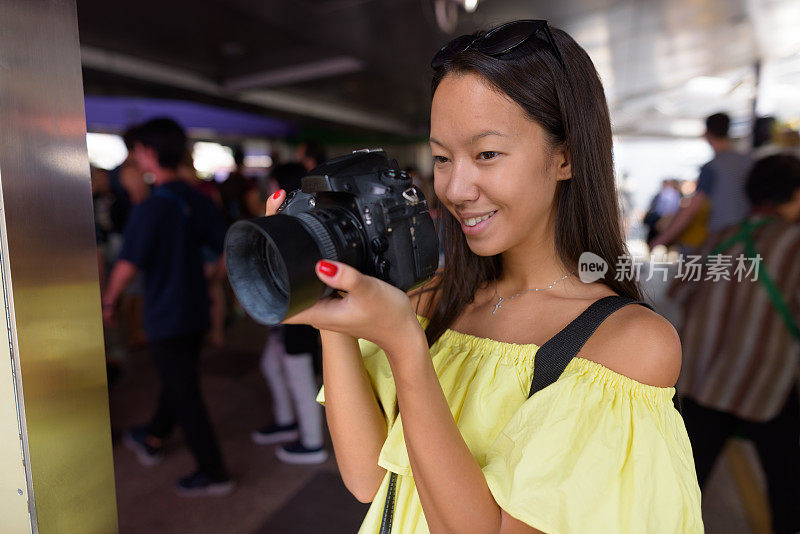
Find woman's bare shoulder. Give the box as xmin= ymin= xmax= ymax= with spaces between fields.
xmin=579 ymin=302 xmax=682 ymax=388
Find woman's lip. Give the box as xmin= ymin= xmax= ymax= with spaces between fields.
xmin=460 ymin=210 xmax=496 ymax=235
xmin=458 ymin=210 xmax=497 ymax=223
xmin=458 ymin=210 xmax=496 ymax=221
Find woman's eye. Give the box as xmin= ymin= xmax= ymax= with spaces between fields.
xmin=433 ymin=155 xmax=449 ymax=164
xmin=478 ymin=151 xmax=499 ymax=160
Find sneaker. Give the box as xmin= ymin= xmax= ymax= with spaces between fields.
xmin=123 ymin=427 xmax=163 ymax=467
xmin=275 ymin=440 xmax=329 ymax=465
xmin=251 ymin=422 xmax=299 ymax=446
xmin=176 ymin=470 xmax=236 ymax=497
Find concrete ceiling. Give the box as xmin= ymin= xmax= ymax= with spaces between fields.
xmin=76 ymin=0 xmax=800 ymax=139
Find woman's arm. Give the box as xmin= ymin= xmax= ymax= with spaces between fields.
xmin=320 ymin=330 xmax=388 ymax=503
xmin=101 ymin=259 xmax=138 ymax=325
xmin=280 ymin=257 xmax=536 ymax=530
xmin=650 ymin=191 xmax=706 ymax=248
xmin=387 ymin=330 xmax=541 ymax=534
xmin=326 ymin=278 xmax=441 ymax=506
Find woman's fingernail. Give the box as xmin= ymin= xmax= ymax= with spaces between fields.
xmin=317 ymin=260 xmax=338 ymax=277
xmin=272 ymin=189 xmax=283 ymax=200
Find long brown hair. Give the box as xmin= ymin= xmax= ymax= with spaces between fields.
xmin=421 ymin=24 xmax=643 ymax=346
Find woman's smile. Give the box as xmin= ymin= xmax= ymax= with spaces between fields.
xmin=458 ymin=209 xmax=497 ymax=234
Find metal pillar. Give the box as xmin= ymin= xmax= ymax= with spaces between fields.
xmin=0 ymin=0 xmax=118 ymax=532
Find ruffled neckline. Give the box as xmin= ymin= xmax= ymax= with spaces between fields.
xmin=435 ymin=325 xmax=540 ymax=364
xmin=419 ymin=315 xmax=677 ymax=400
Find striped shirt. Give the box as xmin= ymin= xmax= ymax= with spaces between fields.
xmin=667 ymin=214 xmax=800 ymax=422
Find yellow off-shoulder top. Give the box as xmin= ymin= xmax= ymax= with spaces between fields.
xmin=317 ymin=316 xmax=703 ymax=533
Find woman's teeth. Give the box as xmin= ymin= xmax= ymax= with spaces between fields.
xmin=463 ymin=211 xmax=496 ymax=227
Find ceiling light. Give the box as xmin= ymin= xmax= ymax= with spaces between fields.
xmin=685 ymin=76 xmax=733 ymax=95
xmin=668 ymin=119 xmax=705 ymax=137
xmin=224 ymin=56 xmax=364 ymax=90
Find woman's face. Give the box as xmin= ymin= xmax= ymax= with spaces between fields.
xmin=430 ymin=72 xmax=569 ymax=257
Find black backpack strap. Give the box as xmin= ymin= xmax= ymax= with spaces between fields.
xmin=528 ymin=295 xmax=681 ymax=413
xmin=529 ymin=296 xmax=646 ymax=396
xmin=379 ymin=472 xmax=397 ymax=534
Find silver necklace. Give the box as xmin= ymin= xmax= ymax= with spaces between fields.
xmin=491 ymin=272 xmax=573 ymax=315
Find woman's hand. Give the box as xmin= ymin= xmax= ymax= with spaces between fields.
xmin=264 ymin=190 xmax=423 ymax=354
xmin=265 ymin=188 xmax=286 ymax=217
xmin=285 ymin=259 xmax=421 ymax=355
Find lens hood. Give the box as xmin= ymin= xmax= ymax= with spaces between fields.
xmin=225 ymin=214 xmax=331 ymax=325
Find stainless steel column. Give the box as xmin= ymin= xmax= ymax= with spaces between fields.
xmin=0 ymin=0 xmax=118 ymax=532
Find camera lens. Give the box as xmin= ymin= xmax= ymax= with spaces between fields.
xmin=225 ymin=214 xmax=336 ymax=325
xmin=262 ymin=240 xmax=289 ymax=298
xmin=225 ymin=210 xmax=367 ymax=325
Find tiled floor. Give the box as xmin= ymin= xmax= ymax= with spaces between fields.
xmin=109 ymin=312 xmax=771 ymax=533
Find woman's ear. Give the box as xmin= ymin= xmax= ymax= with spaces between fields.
xmin=555 ymin=147 xmax=572 ymax=181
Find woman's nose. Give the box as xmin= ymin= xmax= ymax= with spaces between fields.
xmin=444 ymin=162 xmax=479 ymax=204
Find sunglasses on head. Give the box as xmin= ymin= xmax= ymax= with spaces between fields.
xmin=430 ymin=19 xmax=565 ymax=70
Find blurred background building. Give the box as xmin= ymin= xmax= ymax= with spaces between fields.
xmin=78 ymin=0 xmax=800 ymax=231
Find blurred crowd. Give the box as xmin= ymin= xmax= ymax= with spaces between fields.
xmin=643 ymin=112 xmax=800 ymax=532
xmin=91 ymin=117 xmax=439 ymax=497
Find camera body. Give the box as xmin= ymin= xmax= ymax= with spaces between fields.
xmin=224 ymin=148 xmax=439 ymax=325
xmin=280 ymin=149 xmax=439 ymax=293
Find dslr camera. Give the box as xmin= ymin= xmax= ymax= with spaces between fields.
xmin=225 ymin=149 xmax=440 ymax=325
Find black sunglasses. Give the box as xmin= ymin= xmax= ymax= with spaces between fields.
xmin=430 ymin=19 xmax=565 ymax=70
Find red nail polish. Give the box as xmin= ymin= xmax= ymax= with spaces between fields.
xmin=317 ymin=260 xmax=338 ymax=277
xmin=273 ymin=189 xmax=283 ymax=200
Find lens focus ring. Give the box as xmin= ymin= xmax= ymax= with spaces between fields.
xmin=295 ymin=212 xmax=339 ymax=262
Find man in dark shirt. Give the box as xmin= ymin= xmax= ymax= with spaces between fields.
xmin=102 ymin=118 xmax=232 ymax=496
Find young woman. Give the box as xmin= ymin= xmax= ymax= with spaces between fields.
xmin=267 ymin=20 xmax=703 ymax=533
